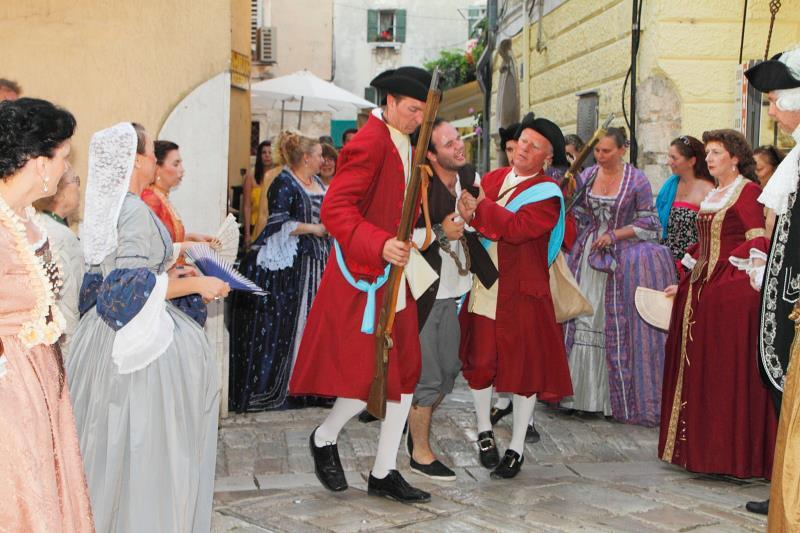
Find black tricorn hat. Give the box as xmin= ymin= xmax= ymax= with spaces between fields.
xmin=370 ymin=66 xmax=432 ymax=102
xmin=745 ymin=52 xmax=800 ymax=93
xmin=516 ymin=112 xmax=568 ymax=167
xmin=498 ymin=122 xmax=521 ymax=151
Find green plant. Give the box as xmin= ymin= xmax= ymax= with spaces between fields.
xmin=424 ymin=50 xmax=475 ymax=91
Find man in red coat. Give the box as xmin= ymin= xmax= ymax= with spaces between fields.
xmin=457 ymin=113 xmax=574 ymax=479
xmin=289 ymin=66 xmax=431 ymax=503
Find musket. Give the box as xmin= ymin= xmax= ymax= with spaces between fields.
xmin=562 ymin=114 xmax=614 ymax=211
xmin=366 ymin=68 xmax=442 ymax=419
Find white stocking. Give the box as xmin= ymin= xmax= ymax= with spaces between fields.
xmin=509 ymin=393 xmax=537 ymax=455
xmin=493 ymin=392 xmax=512 ymax=410
xmin=471 ymin=386 xmax=493 ymax=433
xmin=314 ymin=397 xmax=366 ymax=446
xmin=371 ymin=393 xmax=413 ymax=479
xmin=529 ymin=395 xmax=537 ymax=426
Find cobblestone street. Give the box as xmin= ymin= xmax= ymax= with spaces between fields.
xmin=212 ymin=380 xmax=770 ymax=532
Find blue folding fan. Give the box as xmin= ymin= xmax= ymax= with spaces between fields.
xmin=185 ymin=244 xmax=266 ymax=295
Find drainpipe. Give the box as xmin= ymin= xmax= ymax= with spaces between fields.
xmin=521 ymin=0 xmax=530 ymax=116
xmin=479 ymin=0 xmax=498 ymax=174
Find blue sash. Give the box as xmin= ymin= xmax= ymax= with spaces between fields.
xmin=480 ymin=181 xmax=565 ymax=265
xmin=333 ymin=240 xmax=391 ymax=334
xmin=655 ymin=174 xmax=679 ymax=240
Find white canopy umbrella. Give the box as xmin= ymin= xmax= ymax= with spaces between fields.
xmin=251 ymin=70 xmax=375 ymax=129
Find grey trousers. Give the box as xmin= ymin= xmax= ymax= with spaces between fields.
xmin=413 ymin=298 xmax=462 ymax=406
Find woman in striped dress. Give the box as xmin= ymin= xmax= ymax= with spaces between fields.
xmin=230 ymin=132 xmax=330 ymax=412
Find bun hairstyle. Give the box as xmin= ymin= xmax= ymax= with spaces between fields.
xmin=670 ymin=135 xmax=714 ymax=183
xmin=280 ymin=131 xmax=320 ymax=167
xmin=154 ymin=140 xmax=179 ymax=166
xmin=701 ymin=129 xmax=758 ymax=182
xmin=753 ymin=144 xmax=785 ymax=169
xmin=604 ymin=126 xmax=630 ymax=148
xmin=0 ymin=97 xmax=76 ymax=180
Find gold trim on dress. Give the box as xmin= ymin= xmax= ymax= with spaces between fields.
xmin=746 ymin=228 xmax=766 ymax=240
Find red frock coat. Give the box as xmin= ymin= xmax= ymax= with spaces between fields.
xmin=658 ymin=180 xmax=777 ymax=478
xmin=459 ymin=168 xmax=574 ymax=400
xmin=289 ymin=115 xmax=421 ymax=401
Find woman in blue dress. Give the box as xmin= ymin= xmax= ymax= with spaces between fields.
xmin=67 ymin=122 xmax=230 ymax=533
xmin=230 ymin=132 xmax=330 ymax=412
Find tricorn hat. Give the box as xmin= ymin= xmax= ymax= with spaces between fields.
xmin=516 ymin=112 xmax=568 ymax=167
xmin=745 ymin=50 xmax=800 ymax=93
xmin=370 ymin=66 xmax=432 ymax=103
xmin=499 ymin=122 xmax=521 ymax=151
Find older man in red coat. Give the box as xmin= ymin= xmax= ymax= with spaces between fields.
xmin=289 ymin=66 xmax=432 ymax=504
xmin=457 ymin=113 xmax=574 ymax=479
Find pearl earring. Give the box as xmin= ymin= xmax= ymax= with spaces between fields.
xmin=41 ymin=174 xmax=50 ymax=193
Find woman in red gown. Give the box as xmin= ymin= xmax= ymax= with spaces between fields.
xmin=658 ymin=129 xmax=777 ymax=478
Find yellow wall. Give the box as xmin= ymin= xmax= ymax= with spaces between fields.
xmin=230 ymin=0 xmax=254 ymax=187
xmin=493 ymin=0 xmax=800 ymax=176
xmin=0 ymin=1 xmax=241 ymax=188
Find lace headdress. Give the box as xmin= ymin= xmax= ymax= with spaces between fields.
xmin=81 ymin=122 xmax=138 ymax=265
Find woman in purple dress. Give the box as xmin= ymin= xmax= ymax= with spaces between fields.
xmin=563 ymin=127 xmax=676 ymax=426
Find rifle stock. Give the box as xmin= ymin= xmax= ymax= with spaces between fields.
xmin=366 ymin=69 xmax=442 ymax=419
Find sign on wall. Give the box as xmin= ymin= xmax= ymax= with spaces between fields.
xmin=231 ymin=51 xmax=251 ymax=91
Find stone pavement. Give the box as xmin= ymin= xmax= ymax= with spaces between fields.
xmin=212 ymin=380 xmax=770 ymax=532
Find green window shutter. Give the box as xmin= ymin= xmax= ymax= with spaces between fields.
xmin=364 ymin=87 xmax=377 ymax=103
xmin=367 ymin=9 xmax=378 ymax=42
xmin=395 ymin=10 xmax=406 ymax=42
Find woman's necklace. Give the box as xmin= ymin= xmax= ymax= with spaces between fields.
xmin=290 ymin=168 xmax=314 ymax=188
xmin=596 ymin=167 xmax=622 ymax=196
xmin=0 ymin=192 xmax=65 ymax=348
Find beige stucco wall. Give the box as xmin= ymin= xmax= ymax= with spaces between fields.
xmin=492 ymin=0 xmax=800 ymax=183
xmin=264 ymin=0 xmax=333 ymax=80
xmin=0 ymin=0 xmax=243 ymax=194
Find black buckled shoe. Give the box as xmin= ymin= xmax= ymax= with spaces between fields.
xmin=489 ymin=404 xmax=513 ymax=425
xmin=745 ymin=499 xmax=769 ymax=515
xmin=309 ymin=427 xmax=348 ymax=492
xmin=490 ymin=449 xmax=524 ymax=479
xmin=525 ymin=423 xmax=541 ymax=443
xmin=368 ymin=470 xmax=431 ymax=503
xmin=477 ymin=430 xmax=500 ymax=469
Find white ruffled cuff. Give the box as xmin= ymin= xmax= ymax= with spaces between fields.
xmin=632 ymin=225 xmax=657 ymax=241
xmin=729 ymin=248 xmax=768 ymax=290
xmin=681 ymin=253 xmax=697 ymax=270
xmin=257 ymin=221 xmax=300 ymax=271
xmin=111 ymin=272 xmax=175 ymax=374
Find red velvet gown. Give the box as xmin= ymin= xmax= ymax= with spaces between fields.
xmin=459 ymin=168 xmax=574 ymax=400
xmin=658 ymin=178 xmax=778 ymax=478
xmin=289 ymin=114 xmax=421 ymax=401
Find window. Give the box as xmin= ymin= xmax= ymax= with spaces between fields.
xmin=364 ymin=87 xmax=378 ymax=104
xmin=250 ymin=0 xmax=262 ymax=56
xmin=367 ymin=9 xmax=406 ymax=43
xmin=576 ymin=91 xmax=599 ymax=166
xmin=467 ymin=5 xmax=486 ymax=38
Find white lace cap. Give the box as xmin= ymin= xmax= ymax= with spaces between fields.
xmin=81 ymin=123 xmax=138 ymax=265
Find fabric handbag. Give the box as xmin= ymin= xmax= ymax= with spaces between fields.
xmin=549 ymin=251 xmax=592 ymax=323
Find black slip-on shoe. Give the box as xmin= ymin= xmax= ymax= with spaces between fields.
xmin=368 ymin=470 xmax=431 ymax=503
xmin=409 ymin=458 xmax=457 ymax=481
xmin=489 ymin=403 xmax=513 ymax=425
xmin=525 ymin=423 xmax=541 ymax=443
xmin=477 ymin=430 xmax=500 ymax=469
xmin=309 ymin=427 xmax=348 ymax=492
xmin=357 ymin=409 xmax=379 ymax=423
xmin=490 ymin=449 xmax=524 ymax=479
xmin=745 ymin=499 xmax=769 ymax=515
